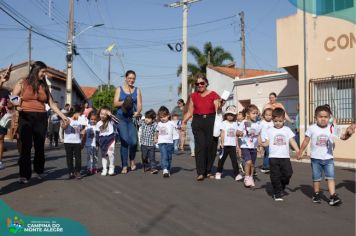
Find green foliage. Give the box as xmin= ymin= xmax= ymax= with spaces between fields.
xmin=92 ymin=86 xmax=116 ymax=112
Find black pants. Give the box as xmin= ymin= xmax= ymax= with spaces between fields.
xmin=141 ymin=145 xmax=156 ymax=169
xmin=192 ymin=114 xmax=216 ymax=176
xmin=217 ymin=146 xmax=239 ymax=177
xmin=19 ymin=111 xmax=48 ymax=179
xmin=48 ymin=122 xmax=60 ymax=146
xmin=269 ymin=158 xmax=293 ymax=195
xmin=64 ymin=143 xmax=82 ymax=174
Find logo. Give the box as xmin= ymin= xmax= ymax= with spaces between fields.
xmin=7 ymin=216 xmax=25 ymax=234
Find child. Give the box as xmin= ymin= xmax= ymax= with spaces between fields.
xmin=155 ymin=106 xmax=175 ymax=178
xmin=171 ymin=114 xmax=181 ymax=154
xmin=237 ymin=104 xmax=262 ymax=187
xmin=298 ymin=105 xmax=345 ymax=206
xmin=261 ymin=108 xmax=299 ymax=201
xmin=62 ymin=107 xmax=84 ymax=179
xmin=96 ymin=106 xmax=116 ymax=176
xmin=215 ymin=106 xmax=243 ymax=181
xmin=260 ymin=108 xmax=274 ymax=173
xmin=236 ymin=111 xmax=245 ymax=174
xmin=139 ymin=109 xmax=158 ymax=174
xmin=83 ymin=111 xmax=98 ymax=175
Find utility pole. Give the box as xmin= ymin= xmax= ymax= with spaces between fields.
xmin=239 ymin=11 xmax=245 ymax=77
xmin=107 ymin=53 xmax=112 ymax=91
xmin=28 ymin=26 xmax=32 ymax=73
xmin=166 ymin=0 xmax=201 ymax=102
xmin=66 ymin=0 xmax=74 ymax=106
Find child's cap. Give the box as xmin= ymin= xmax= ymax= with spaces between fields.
xmin=225 ymin=105 xmax=237 ymax=115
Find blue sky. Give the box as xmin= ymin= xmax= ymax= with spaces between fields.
xmin=0 ymin=0 xmax=296 ymax=110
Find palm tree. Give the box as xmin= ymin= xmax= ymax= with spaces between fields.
xmin=176 ymin=42 xmax=234 ymax=94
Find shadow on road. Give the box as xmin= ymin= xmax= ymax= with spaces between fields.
xmin=336 ymin=180 xmax=355 ymax=194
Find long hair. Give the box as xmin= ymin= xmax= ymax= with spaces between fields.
xmin=27 ymin=61 xmax=51 ymax=102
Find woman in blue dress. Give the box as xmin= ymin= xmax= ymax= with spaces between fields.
xmin=113 ymin=70 xmax=142 ymax=174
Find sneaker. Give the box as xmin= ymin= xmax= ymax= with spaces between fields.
xmin=273 ymin=194 xmax=284 ymax=201
xmin=260 ymin=167 xmax=270 ymax=174
xmin=150 ymin=169 xmax=159 ymax=174
xmin=312 ymin=192 xmax=322 ymax=203
xmin=0 ymin=161 xmax=4 ymax=170
xmin=34 ymin=173 xmax=45 ymax=180
xmin=244 ymin=176 xmax=251 ymax=187
xmin=108 ymin=167 xmax=115 ymax=176
xmin=68 ymin=173 xmax=75 ymax=180
xmin=19 ymin=177 xmax=29 ymax=184
xmin=75 ymin=172 xmax=82 ymax=180
xmin=215 ymin=172 xmax=222 ymax=180
xmin=329 ymin=194 xmax=342 ymax=206
xmin=163 ymin=169 xmax=170 ymax=178
xmin=235 ymin=174 xmax=243 ymax=181
xmin=101 ymin=168 xmax=108 ymax=176
xmin=250 ymin=176 xmax=255 ymax=187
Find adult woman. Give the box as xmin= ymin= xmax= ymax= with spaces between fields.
xmin=113 ymin=70 xmax=142 ymax=174
xmin=171 ymin=99 xmax=185 ymax=151
xmin=182 ymin=74 xmax=222 ymax=181
xmin=263 ymin=92 xmax=293 ymax=123
xmin=12 ymin=61 xmax=68 ymax=183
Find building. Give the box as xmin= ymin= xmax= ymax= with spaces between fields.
xmin=277 ymin=1 xmax=356 ymax=160
xmin=0 ymin=61 xmax=87 ymax=108
xmin=81 ymin=87 xmax=97 ymax=107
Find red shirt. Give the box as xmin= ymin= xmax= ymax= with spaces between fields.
xmin=191 ymin=91 xmax=220 ymax=115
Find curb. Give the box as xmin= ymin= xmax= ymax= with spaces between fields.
xmin=290 ymin=158 xmax=356 ymax=169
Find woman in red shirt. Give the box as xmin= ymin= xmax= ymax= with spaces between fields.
xmin=182 ymin=74 xmax=222 ymax=181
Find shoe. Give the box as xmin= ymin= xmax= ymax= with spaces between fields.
xmin=130 ymin=161 xmax=136 ymax=171
xmin=260 ymin=168 xmax=270 ymax=174
xmin=108 ymin=167 xmax=115 ymax=176
xmin=75 ymin=172 xmax=82 ymax=179
xmin=121 ymin=167 xmax=128 ymax=174
xmin=19 ymin=177 xmax=29 ymax=184
xmin=206 ymin=173 xmax=215 ymax=179
xmin=329 ymin=194 xmax=342 ymax=206
xmin=273 ymin=194 xmax=284 ymax=201
xmin=34 ymin=173 xmax=45 ymax=180
xmin=0 ymin=161 xmax=4 ymax=170
xmin=163 ymin=169 xmax=170 ymax=178
xmin=312 ymin=192 xmax=322 ymax=203
xmin=68 ymin=173 xmax=75 ymax=179
xmin=215 ymin=172 xmax=222 ymax=180
xmin=150 ymin=169 xmax=159 ymax=174
xmin=244 ymin=176 xmax=251 ymax=187
xmin=235 ymin=174 xmax=243 ymax=181
xmin=101 ymin=168 xmax=108 ymax=176
xmin=196 ymin=175 xmax=204 ymax=181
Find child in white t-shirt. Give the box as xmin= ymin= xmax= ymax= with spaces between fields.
xmin=215 ymin=106 xmax=243 ymax=181
xmin=260 ymin=108 xmax=274 ymax=173
xmin=83 ymin=111 xmax=98 ymax=175
xmin=62 ymin=107 xmax=84 ymax=179
xmin=298 ymin=105 xmax=346 ymax=206
xmin=237 ymin=105 xmax=262 ymax=188
xmin=96 ymin=107 xmax=116 ymax=176
xmin=155 ymin=106 xmax=175 ymax=178
xmin=262 ymin=108 xmax=299 ymax=201
xmin=171 ymin=114 xmax=181 ymax=154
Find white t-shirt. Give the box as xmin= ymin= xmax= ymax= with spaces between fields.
xmin=238 ymin=120 xmax=262 ymax=149
xmin=79 ymin=115 xmax=88 ymax=127
xmin=156 ymin=121 xmax=175 ymax=144
xmin=263 ymin=126 xmax=295 ymax=158
xmin=260 ymin=120 xmax=274 ymax=142
xmin=305 ymin=124 xmax=335 ymax=160
xmin=172 ymin=120 xmax=180 ymax=140
xmin=64 ymin=118 xmax=82 ymax=144
xmin=96 ymin=120 xmax=115 ymax=136
xmin=85 ymin=123 xmax=97 ymax=147
xmin=220 ymin=120 xmax=238 ymax=146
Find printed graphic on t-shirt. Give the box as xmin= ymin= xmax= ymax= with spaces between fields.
xmin=227 ymin=128 xmax=236 ymax=137
xmin=316 ymin=134 xmax=328 ymax=147
xmin=65 ymin=123 xmax=81 ymax=134
xmin=159 ymin=127 xmax=168 ymax=135
xmin=273 ymin=134 xmax=287 ymax=145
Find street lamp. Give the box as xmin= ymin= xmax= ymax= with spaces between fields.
xmin=66 ymin=23 xmax=104 ymax=106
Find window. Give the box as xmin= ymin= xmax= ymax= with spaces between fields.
xmin=316 ymin=0 xmax=354 ymax=14
xmin=309 ymin=74 xmax=355 ymax=124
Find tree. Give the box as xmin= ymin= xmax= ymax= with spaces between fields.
xmin=176 ymin=42 xmax=234 ymax=94
xmin=92 ymin=85 xmax=116 ymax=112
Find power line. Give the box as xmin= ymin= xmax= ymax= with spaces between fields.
xmin=77 ymin=54 xmax=106 ymax=84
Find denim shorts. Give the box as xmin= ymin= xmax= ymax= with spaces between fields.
xmin=310 ymin=158 xmax=335 ymax=181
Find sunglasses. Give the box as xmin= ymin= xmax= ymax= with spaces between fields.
xmin=195 ymin=82 xmax=206 ymax=86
